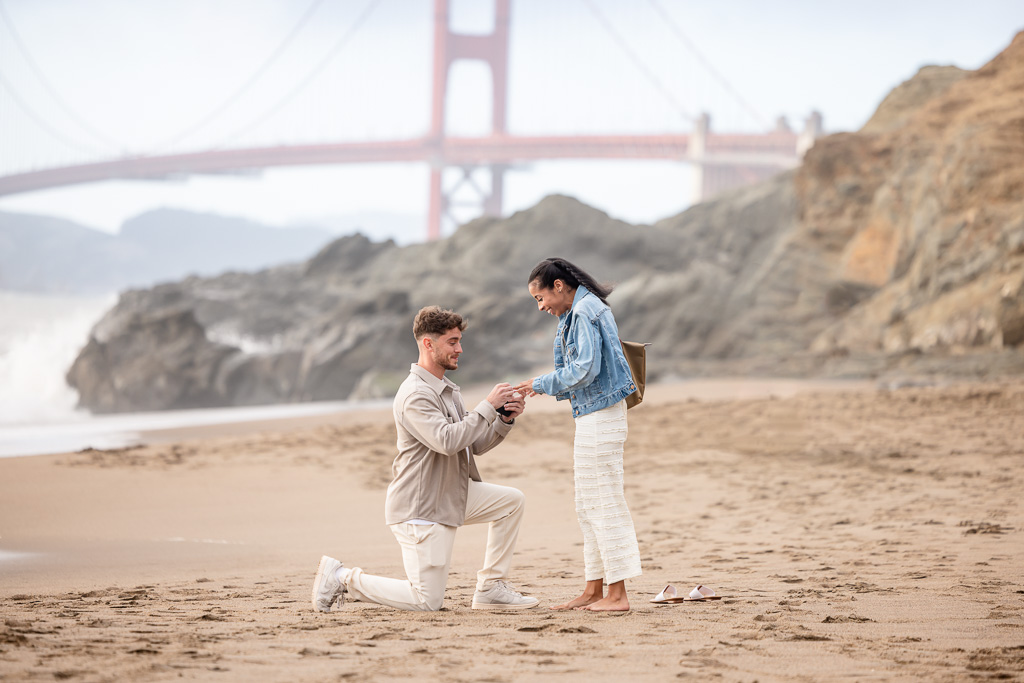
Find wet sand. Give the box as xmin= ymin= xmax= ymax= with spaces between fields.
xmin=1 ymin=379 xmax=1022 ymax=681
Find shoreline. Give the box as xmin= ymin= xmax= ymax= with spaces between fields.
xmin=0 ymin=377 xmax=876 ymax=460
xmin=0 ymin=398 xmax=393 ymax=459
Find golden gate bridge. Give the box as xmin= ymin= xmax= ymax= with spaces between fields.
xmin=0 ymin=0 xmax=823 ymax=240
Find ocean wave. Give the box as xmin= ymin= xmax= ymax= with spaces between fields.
xmin=0 ymin=291 xmax=114 ymax=426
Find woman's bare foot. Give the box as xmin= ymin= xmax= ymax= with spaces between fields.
xmin=577 ymin=594 xmax=629 ymax=612
xmin=551 ymin=579 xmax=604 ymax=610
xmin=550 ymin=594 xmax=601 ymax=610
xmin=577 ymin=579 xmax=630 ymax=612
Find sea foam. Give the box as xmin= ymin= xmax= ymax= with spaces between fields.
xmin=0 ymin=291 xmax=114 ymax=426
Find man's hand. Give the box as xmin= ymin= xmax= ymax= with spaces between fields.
xmin=486 ymin=383 xmax=515 ymax=411
xmin=514 ymin=379 xmax=538 ymax=397
xmin=501 ymin=391 xmax=525 ymax=421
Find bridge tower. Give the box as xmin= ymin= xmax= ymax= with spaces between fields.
xmin=427 ymin=0 xmax=510 ymax=240
xmin=689 ymin=111 xmax=823 ymax=202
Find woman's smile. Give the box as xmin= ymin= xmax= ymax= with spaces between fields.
xmin=528 ymin=280 xmax=574 ymax=317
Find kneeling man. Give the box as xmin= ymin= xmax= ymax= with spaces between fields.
xmin=312 ymin=305 xmax=539 ymax=611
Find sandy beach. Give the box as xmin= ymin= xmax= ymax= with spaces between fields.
xmin=1 ymin=378 xmax=1022 ymax=681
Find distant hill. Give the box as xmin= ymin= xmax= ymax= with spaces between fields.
xmin=0 ymin=208 xmax=336 ymax=294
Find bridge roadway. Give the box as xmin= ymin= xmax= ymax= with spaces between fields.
xmin=0 ymin=131 xmax=801 ymax=197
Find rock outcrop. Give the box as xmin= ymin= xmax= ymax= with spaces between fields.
xmin=805 ymin=33 xmax=1024 ymax=357
xmin=69 ymin=198 xmax=683 ymax=411
xmin=861 ymin=65 xmax=968 ymax=134
xmin=68 ymin=33 xmax=1024 ymax=412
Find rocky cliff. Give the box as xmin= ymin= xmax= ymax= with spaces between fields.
xmin=68 ymin=33 xmax=1024 ymax=412
xmin=803 ymin=34 xmax=1024 ymax=358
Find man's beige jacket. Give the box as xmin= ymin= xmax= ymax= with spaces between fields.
xmin=385 ymin=364 xmax=513 ymax=526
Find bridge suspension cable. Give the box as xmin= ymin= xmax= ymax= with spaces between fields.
xmin=154 ymin=0 xmax=329 ymax=151
xmin=0 ymin=0 xmax=123 ymax=153
xmin=216 ymin=0 xmax=384 ymax=149
xmin=579 ymin=0 xmax=695 ymax=123
xmin=646 ymin=0 xmax=767 ymax=128
xmin=0 ymin=69 xmax=106 ymax=158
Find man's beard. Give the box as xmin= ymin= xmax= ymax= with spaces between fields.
xmin=434 ymin=349 xmax=459 ymax=371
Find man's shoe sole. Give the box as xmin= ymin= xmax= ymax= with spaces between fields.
xmin=471 ymin=600 xmax=540 ymax=611
xmin=312 ymin=555 xmax=339 ymax=613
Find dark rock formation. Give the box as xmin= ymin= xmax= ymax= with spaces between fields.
xmin=67 ymin=307 xmax=237 ymax=413
xmin=68 ymin=197 xmax=684 ymax=412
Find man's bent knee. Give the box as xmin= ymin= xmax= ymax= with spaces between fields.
xmin=411 ymin=587 xmax=445 ymax=611
xmin=407 ymin=572 xmax=447 ymax=611
xmin=507 ymin=487 xmax=526 ymax=513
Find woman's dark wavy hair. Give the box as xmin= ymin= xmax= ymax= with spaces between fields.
xmin=527 ymin=258 xmax=613 ymax=305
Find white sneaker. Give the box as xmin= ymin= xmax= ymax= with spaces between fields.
xmin=312 ymin=555 xmax=346 ymax=613
xmin=471 ymin=580 xmax=540 ymax=610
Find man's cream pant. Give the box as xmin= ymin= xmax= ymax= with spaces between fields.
xmin=344 ymin=481 xmax=525 ymax=611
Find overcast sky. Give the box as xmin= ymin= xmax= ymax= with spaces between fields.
xmin=0 ymin=0 xmax=1021 ymax=241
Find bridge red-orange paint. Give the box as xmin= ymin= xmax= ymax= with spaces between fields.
xmin=0 ymin=131 xmax=800 ymax=194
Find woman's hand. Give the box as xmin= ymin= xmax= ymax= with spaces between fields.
xmin=514 ymin=379 xmax=539 ymax=397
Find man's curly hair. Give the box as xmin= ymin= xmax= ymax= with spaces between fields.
xmin=413 ymin=306 xmax=466 ymax=340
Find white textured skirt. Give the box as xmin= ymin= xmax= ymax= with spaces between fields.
xmin=573 ymin=400 xmax=642 ymax=584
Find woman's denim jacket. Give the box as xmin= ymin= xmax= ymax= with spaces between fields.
xmin=532 ymin=286 xmax=636 ymax=418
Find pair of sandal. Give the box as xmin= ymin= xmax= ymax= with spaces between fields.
xmin=649 ymin=584 xmax=722 ymax=603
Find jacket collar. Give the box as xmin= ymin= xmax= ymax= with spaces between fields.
xmin=571 ymin=285 xmax=591 ymax=310
xmin=410 ymin=363 xmax=458 ymax=396
xmin=559 ymin=285 xmax=592 ymax=323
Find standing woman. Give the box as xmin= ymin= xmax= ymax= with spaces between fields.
xmin=515 ymin=257 xmax=642 ymax=612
